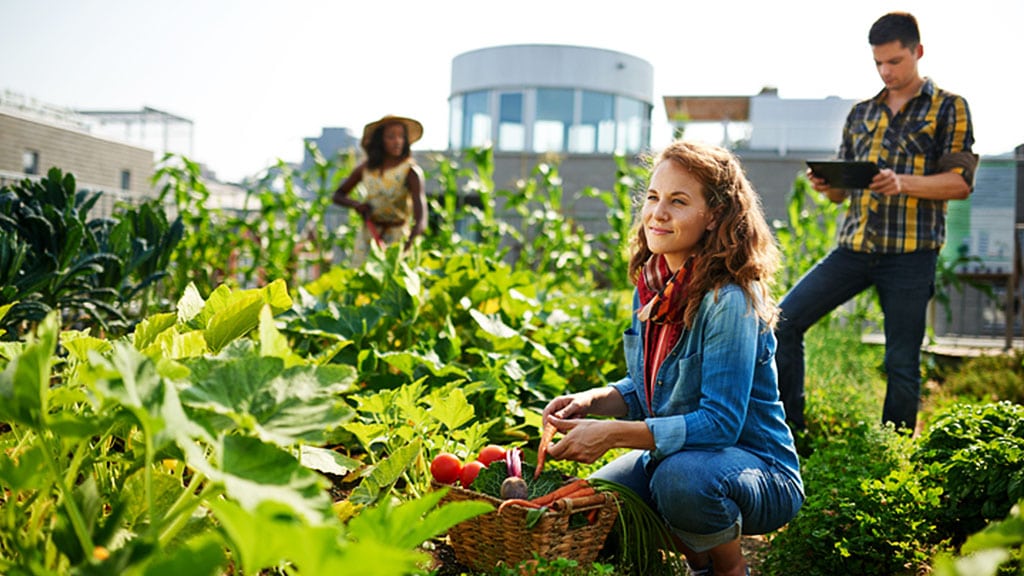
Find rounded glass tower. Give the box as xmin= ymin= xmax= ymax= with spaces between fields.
xmin=449 ymin=44 xmax=654 ymax=155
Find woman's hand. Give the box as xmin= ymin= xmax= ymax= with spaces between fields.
xmin=355 ymin=202 xmax=372 ymax=219
xmin=545 ymin=416 xmax=612 ymax=464
xmin=542 ymin=392 xmax=592 ymax=422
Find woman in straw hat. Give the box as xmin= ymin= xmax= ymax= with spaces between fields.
xmin=332 ymin=115 xmax=427 ymax=265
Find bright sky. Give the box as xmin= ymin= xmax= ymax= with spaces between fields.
xmin=2 ymin=0 xmax=1021 ymax=182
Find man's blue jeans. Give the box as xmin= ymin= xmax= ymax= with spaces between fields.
xmin=775 ymin=247 xmax=937 ymax=431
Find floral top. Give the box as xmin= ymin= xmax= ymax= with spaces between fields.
xmin=361 ymin=158 xmax=415 ymax=225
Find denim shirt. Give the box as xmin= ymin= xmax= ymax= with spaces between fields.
xmin=610 ymin=284 xmax=801 ymax=482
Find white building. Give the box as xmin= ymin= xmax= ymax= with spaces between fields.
xmin=448 ymin=44 xmax=654 ymax=156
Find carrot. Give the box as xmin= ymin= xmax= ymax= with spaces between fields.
xmin=497 ymin=479 xmax=595 ymax=514
xmin=533 ymin=420 xmax=558 ymax=480
xmin=527 ymin=479 xmax=593 ymax=507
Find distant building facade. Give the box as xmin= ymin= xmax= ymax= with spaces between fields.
xmin=302 ymin=127 xmax=360 ymax=174
xmin=0 ymin=91 xmax=156 ymax=206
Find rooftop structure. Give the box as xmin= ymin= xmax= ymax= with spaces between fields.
xmin=449 ymin=44 xmax=654 ymax=155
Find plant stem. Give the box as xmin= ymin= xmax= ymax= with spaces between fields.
xmin=158 ymin=471 xmax=219 ymax=545
xmin=38 ymin=432 xmax=94 ymax=555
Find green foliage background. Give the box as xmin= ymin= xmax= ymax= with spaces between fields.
xmin=1 ymin=148 xmax=1022 ymax=575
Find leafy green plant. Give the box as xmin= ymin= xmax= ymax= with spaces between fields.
xmin=765 ymin=422 xmax=943 ymax=576
xmin=0 ymin=168 xmax=131 ymax=336
xmin=0 ymin=280 xmax=490 ymax=575
xmin=96 ymin=197 xmax=184 ymax=319
xmin=771 ymin=172 xmax=881 ymax=330
xmin=500 ymin=160 xmax=596 ymax=288
xmin=933 ymin=499 xmax=1024 ymax=576
xmin=772 ymin=172 xmax=842 ymax=296
xmin=929 ymin=352 xmax=1024 ymax=405
xmin=913 ymin=401 xmax=1024 ymax=544
xmin=582 ymin=154 xmax=646 ymax=290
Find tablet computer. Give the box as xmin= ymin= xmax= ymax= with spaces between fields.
xmin=806 ymin=160 xmax=880 ymax=189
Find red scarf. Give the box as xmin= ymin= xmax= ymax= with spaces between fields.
xmin=637 ymin=255 xmax=695 ymax=413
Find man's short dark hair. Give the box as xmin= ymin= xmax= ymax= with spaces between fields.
xmin=869 ymin=12 xmax=920 ymax=49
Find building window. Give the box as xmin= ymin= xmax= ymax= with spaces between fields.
xmin=23 ymin=149 xmax=39 ymax=175
xmin=449 ymin=95 xmax=464 ymax=150
xmin=497 ymin=92 xmax=524 ymax=152
xmin=120 ymin=169 xmax=131 ymax=191
xmin=534 ymin=88 xmax=573 ymax=153
xmin=463 ymin=90 xmax=492 ymax=149
xmin=616 ymin=97 xmax=647 ymax=153
xmin=570 ymin=91 xmax=616 ymax=154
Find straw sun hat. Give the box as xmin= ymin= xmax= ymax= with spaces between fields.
xmin=361 ymin=115 xmax=424 ymax=149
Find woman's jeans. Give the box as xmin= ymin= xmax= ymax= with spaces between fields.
xmin=592 ymin=449 xmax=804 ymax=553
xmin=775 ymin=247 xmax=937 ymax=431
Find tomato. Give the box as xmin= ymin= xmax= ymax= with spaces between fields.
xmin=476 ymin=444 xmax=507 ymax=467
xmin=460 ymin=460 xmax=486 ymax=488
xmin=430 ymin=453 xmax=463 ymax=485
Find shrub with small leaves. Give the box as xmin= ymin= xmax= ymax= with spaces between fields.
xmin=764 ymin=422 xmax=944 ymax=576
xmin=913 ymin=401 xmax=1024 ymax=545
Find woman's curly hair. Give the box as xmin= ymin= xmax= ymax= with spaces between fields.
xmin=628 ymin=140 xmax=781 ymax=328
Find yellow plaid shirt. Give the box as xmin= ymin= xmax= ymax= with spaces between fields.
xmin=837 ymin=78 xmax=975 ymax=253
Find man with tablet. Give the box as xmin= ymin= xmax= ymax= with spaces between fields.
xmin=775 ymin=11 xmax=978 ymax=434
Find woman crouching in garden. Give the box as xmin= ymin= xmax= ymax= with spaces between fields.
xmin=541 ymin=140 xmax=804 ymax=576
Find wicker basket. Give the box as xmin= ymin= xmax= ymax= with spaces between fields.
xmin=438 ymin=482 xmax=619 ymax=571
